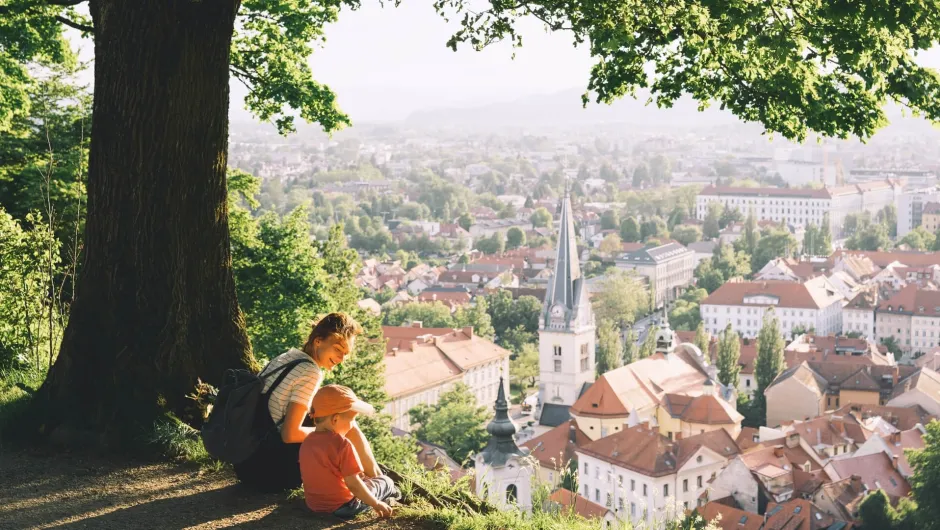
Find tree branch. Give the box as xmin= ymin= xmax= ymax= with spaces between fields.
xmin=46 ymin=0 xmax=87 ymax=6
xmin=55 ymin=15 xmax=94 ymax=33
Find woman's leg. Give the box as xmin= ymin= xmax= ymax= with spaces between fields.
xmin=346 ymin=422 xmax=381 ymax=478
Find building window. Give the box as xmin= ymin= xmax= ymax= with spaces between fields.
xmin=683 ymin=479 xmax=688 ymax=492
xmin=554 ymin=345 xmax=562 ymax=356
xmin=664 ymin=484 xmax=669 ymax=498
xmin=606 ymin=493 xmax=612 ymax=507
xmin=631 ymin=479 xmax=635 ymax=491
xmin=554 ymin=359 xmax=561 ymax=373
xmin=595 ymin=489 xmax=600 ymax=503
xmin=505 ymin=484 xmax=518 ymax=504
xmin=697 ymin=476 xmax=703 ymax=488
xmin=643 ymin=484 xmax=647 ymax=496
xmin=580 ymin=344 xmax=590 ymax=372
xmin=631 ymin=503 xmax=636 ymax=516
xmin=584 ymin=463 xmax=589 ymax=475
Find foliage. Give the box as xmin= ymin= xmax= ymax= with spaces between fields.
xmin=485 ymin=290 xmax=541 ymax=350
xmin=621 ymin=216 xmax=640 ymax=242
xmin=452 ymin=299 xmax=496 ymax=341
xmin=409 ymin=383 xmax=489 ymax=464
xmin=0 ymin=209 xmax=64 ymax=377
xmin=716 ymin=325 xmax=741 ymax=389
xmin=671 ymin=225 xmax=702 ymax=246
xmin=742 ymin=211 xmax=759 ymax=254
xmin=530 ymin=207 xmax=552 ymax=228
xmin=857 ymin=489 xmax=918 ymax=530
xmin=668 ymin=288 xmax=707 ymax=331
xmin=693 ymin=322 xmax=711 ymax=358
xmin=847 ymin=222 xmax=892 ymax=251
xmin=736 ymin=394 xmax=764 ymax=429
xmin=638 ymin=325 xmax=658 ymax=359
xmin=458 ymin=212 xmax=474 ymax=231
xmin=899 ymin=226 xmax=936 ymax=251
xmin=640 ymin=216 xmax=669 ymax=242
xmin=148 ymin=414 xmax=223 ymax=471
xmin=751 ymin=226 xmax=798 ymax=272
xmin=623 ymin=328 xmax=638 ymax=365
xmin=475 ymin=232 xmax=505 ymax=254
xmin=596 ymin=319 xmax=623 ymax=375
xmin=600 ymin=210 xmax=620 ymax=231
xmin=598 ymin=233 xmax=622 ymax=255
xmin=754 ymin=309 xmax=785 ymax=421
xmin=908 ymin=420 xmax=940 ymax=530
xmin=695 ymin=242 xmax=751 ymax=293
xmin=878 ymin=204 xmax=898 ymax=238
xmin=703 ymin=203 xmax=721 ymax=239
xmin=506 ymin=226 xmax=526 ymax=250
xmin=590 ymin=270 xmax=650 ymax=329
xmin=881 ymin=336 xmax=903 ymax=357
xmin=510 ymin=343 xmax=539 ymax=395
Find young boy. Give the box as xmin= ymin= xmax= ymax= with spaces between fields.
xmin=300 ymin=384 xmax=399 ymax=520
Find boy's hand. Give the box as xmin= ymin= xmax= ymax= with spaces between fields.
xmin=370 ymin=501 xmax=393 ymax=518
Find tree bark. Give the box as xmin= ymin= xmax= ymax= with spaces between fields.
xmin=36 ymin=0 xmax=253 ymax=443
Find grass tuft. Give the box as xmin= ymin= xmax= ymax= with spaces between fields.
xmin=146 ymin=414 xmax=225 ymax=472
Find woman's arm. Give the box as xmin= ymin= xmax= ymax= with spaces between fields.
xmin=346 ymin=422 xmax=381 ymax=478
xmin=280 ymin=401 xmax=314 ymax=443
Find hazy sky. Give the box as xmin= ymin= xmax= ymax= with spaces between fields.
xmin=70 ymin=6 xmax=940 ymax=125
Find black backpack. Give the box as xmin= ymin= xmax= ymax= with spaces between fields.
xmin=201 ymin=358 xmax=312 ymax=464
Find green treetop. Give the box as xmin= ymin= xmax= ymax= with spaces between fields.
xmin=716 ymin=324 xmax=741 ymax=389
xmin=754 ymin=309 xmax=786 ymax=419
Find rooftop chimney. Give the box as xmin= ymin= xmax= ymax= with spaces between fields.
xmin=774 ymin=447 xmax=785 ymax=458
xmin=892 ymin=366 xmax=899 ymax=386
xmin=892 ymin=454 xmax=900 ymax=471
xmin=850 ymin=475 xmax=863 ymax=492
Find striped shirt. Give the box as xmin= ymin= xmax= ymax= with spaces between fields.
xmin=261 ymin=348 xmax=323 ymax=424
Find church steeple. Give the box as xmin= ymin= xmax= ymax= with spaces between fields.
xmin=546 ymin=191 xmax=581 ymax=312
xmin=478 ymin=377 xmax=527 ymax=467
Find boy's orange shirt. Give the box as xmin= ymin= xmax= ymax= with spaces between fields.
xmin=299 ymin=430 xmax=364 ymax=512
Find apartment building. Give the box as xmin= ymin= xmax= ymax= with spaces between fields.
xmin=696 ymin=181 xmax=901 ymax=237
xmin=381 ymin=324 xmax=511 ymax=430
xmin=700 ymin=278 xmax=844 ymax=339
xmin=614 ymin=242 xmax=696 ymax=308
xmin=875 ymin=285 xmax=940 ymax=354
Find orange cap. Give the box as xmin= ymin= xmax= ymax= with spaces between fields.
xmin=311 ymin=384 xmax=375 ymax=417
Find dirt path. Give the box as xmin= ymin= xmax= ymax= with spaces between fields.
xmin=0 ymin=449 xmax=440 ymax=530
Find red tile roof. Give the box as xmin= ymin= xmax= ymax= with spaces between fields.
xmin=877 ymin=284 xmax=940 ymax=317
xmin=832 ymin=403 xmax=936 ymax=431
xmin=702 ymin=280 xmax=831 ymax=309
xmin=521 ymin=419 xmax=590 ymax=469
xmin=699 ymin=186 xmax=831 ymax=199
xmin=763 ymin=498 xmax=841 ymax=530
xmin=549 ymin=488 xmax=612 ymax=520
xmin=696 ymin=501 xmax=762 ymax=530
xmin=826 ymin=452 xmax=911 ymax=503
xmin=830 ymin=249 xmax=940 ymax=268
xmin=661 ymin=393 xmax=744 ymax=425
xmin=578 ymin=424 xmax=740 ymax=477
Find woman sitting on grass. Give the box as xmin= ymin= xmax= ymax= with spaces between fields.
xmin=234 ymin=312 xmax=381 ymax=492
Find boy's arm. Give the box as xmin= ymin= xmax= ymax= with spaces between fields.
xmin=344 ymin=474 xmax=392 ymax=517
xmin=346 ymin=422 xmax=381 ymax=478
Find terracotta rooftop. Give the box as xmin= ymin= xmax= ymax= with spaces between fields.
xmin=570 ymin=347 xmax=712 ymax=418
xmin=578 ymin=424 xmax=740 ymax=477
xmin=675 ymin=332 xmax=757 ymax=375
xmin=549 ymin=488 xmax=612 ymax=520
xmin=817 ymin=476 xmax=866 ymax=522
xmin=696 ymin=501 xmax=762 ymax=530
xmin=521 ymin=419 xmax=590 ymax=469
xmin=781 ymin=414 xmax=871 ymax=453
xmin=888 ymin=366 xmax=940 ymax=401
xmin=763 ymin=498 xmax=840 ymax=530
xmin=830 ymin=249 xmax=940 ymax=269
xmin=832 ymin=403 xmax=936 ymax=431
xmin=702 ymin=280 xmax=838 ymax=309
xmin=736 ymin=427 xmax=762 ymax=452
xmin=785 ymin=335 xmax=891 ymax=367
xmin=826 ymin=452 xmax=912 ymax=503
xmin=661 ymin=393 xmax=744 ymax=425
xmin=742 ymin=440 xmax=823 ymax=473
xmin=868 ymin=427 xmax=926 ymax=477
xmin=876 ymin=284 xmax=940 ymax=317
xmin=381 ymin=325 xmax=510 ymax=398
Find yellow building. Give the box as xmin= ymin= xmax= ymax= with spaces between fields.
xmin=922 ymin=202 xmax=940 ymax=233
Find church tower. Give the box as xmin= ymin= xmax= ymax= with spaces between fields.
xmin=474 ymin=377 xmax=534 ymax=513
xmin=537 ymin=191 xmax=596 ymax=426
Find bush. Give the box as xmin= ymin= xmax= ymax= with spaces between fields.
xmin=146 ymin=414 xmax=224 ymax=472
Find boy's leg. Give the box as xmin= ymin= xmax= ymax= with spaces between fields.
xmin=332 ymin=498 xmax=370 ymax=520
xmin=346 ymin=422 xmax=381 ymax=478
xmin=362 ymin=475 xmax=400 ymax=503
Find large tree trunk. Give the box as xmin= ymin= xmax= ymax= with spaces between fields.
xmin=36 ymin=0 xmax=253 ymax=443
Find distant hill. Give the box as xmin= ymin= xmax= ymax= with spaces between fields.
xmin=404 ymin=88 xmax=741 ymax=129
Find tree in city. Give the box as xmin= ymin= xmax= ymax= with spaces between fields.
xmin=11 ymin=0 xmax=940 ymax=442
xmin=668 ymin=288 xmax=707 ymax=331
xmin=509 ymin=343 xmax=539 ymax=399
xmin=458 ymin=212 xmax=474 ymax=232
xmin=719 ymin=207 xmax=742 ymax=229
xmin=847 ymin=222 xmax=892 ymax=251
xmin=475 ymin=232 xmax=506 ymax=254
xmin=743 ymin=211 xmax=759 ymax=253
xmin=899 ymin=226 xmax=936 ymax=251
xmin=596 ymin=319 xmax=623 ymax=375
xmin=819 ymin=214 xmax=833 ymax=255
xmin=601 ymin=210 xmax=620 ymax=230
xmin=693 ymin=322 xmax=711 ymax=358
xmin=409 ymin=383 xmax=489 ymax=464
xmin=754 ymin=309 xmax=785 ymax=420
xmin=641 ymin=216 xmax=669 ymax=242
xmin=908 ymin=420 xmax=940 ymax=530
xmin=880 ymin=337 xmax=903 ymax=357
xmin=591 ymin=270 xmax=649 ymax=329
xmin=878 ymin=204 xmax=898 ymax=238
xmin=506 ymin=226 xmax=526 ymax=250
xmin=667 ymin=206 xmax=687 ymax=230
xmin=621 ymin=217 xmax=640 ymax=242
xmin=452 ymin=297 xmax=496 ymax=341
xmin=383 ymin=302 xmax=456 ymax=328
xmin=484 ymin=290 xmax=541 ymax=343
xmin=672 ymin=225 xmax=703 ymax=246
xmin=598 ymin=233 xmax=623 ymax=255
xmin=694 ymin=260 xmax=725 ymax=294
xmin=623 ymin=328 xmax=638 ymax=365
xmin=716 ymin=324 xmax=741 ymax=389
xmin=803 ymin=223 xmax=821 ymax=256
xmin=703 ymin=203 xmax=722 ymax=239
xmin=632 ymin=164 xmax=650 ymax=188
xmin=638 ymin=325 xmax=659 ymax=360
xmin=751 ymin=227 xmax=799 ymax=272
xmin=530 ymin=207 xmax=553 ymax=228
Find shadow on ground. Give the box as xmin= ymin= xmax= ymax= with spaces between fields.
xmin=0 ymin=449 xmax=438 ymax=530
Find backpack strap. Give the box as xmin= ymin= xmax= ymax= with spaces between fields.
xmin=262 ymin=357 xmax=314 ymax=397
